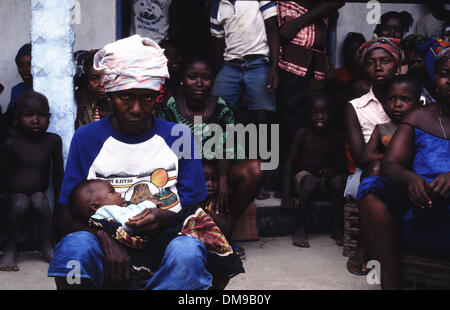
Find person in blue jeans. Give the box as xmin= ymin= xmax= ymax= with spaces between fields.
xmin=209 ymin=1 xmax=279 ymax=199
xmin=48 ymin=35 xmax=217 ymax=290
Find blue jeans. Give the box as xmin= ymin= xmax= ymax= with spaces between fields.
xmin=211 ymin=56 xmax=276 ymax=111
xmin=48 ymin=231 xmax=212 ymax=290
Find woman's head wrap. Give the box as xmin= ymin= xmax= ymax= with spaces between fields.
xmin=94 ymin=35 xmax=169 ymax=93
xmin=434 ymin=47 xmax=450 ymax=74
xmin=356 ymin=37 xmax=405 ymax=67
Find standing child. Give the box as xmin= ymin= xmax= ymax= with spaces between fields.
xmin=281 ymin=93 xmax=345 ymax=248
xmin=0 ymin=92 xmax=64 ymax=271
xmin=361 ymin=74 xmax=424 ymax=178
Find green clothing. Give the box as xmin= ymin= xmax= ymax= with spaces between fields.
xmin=158 ymin=96 xmax=238 ymax=160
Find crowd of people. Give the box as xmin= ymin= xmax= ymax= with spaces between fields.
xmin=0 ymin=1 xmax=449 ymax=290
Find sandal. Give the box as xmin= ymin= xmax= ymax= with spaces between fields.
xmin=346 ymin=255 xmax=369 ymax=276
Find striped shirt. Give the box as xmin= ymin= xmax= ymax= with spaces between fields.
xmin=277 ymin=1 xmax=329 ymax=80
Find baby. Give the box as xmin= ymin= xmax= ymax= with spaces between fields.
xmin=69 ymin=179 xmax=160 ymax=278
xmin=69 ymin=179 xmax=160 ymax=246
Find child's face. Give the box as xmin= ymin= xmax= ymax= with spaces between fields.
xmin=95 ymin=181 xmax=124 ymax=207
xmin=87 ymin=66 xmax=106 ymax=99
xmin=380 ymin=17 xmax=403 ymax=39
xmin=383 ymin=82 xmax=418 ymax=122
xmin=17 ymin=55 xmax=32 ymax=84
xmin=344 ymin=40 xmax=364 ymax=67
xmin=364 ymin=48 xmax=397 ymax=84
xmin=182 ymin=61 xmax=213 ymax=102
xmin=164 ymin=43 xmax=183 ymax=75
xmin=405 ymin=50 xmax=425 ymax=75
xmin=17 ymin=99 xmax=50 ymax=135
xmin=435 ymin=59 xmax=450 ymax=105
xmin=308 ymin=98 xmax=331 ymax=130
xmin=203 ymin=165 xmax=219 ymax=198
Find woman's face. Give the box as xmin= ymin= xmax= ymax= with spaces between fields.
xmin=380 ymin=17 xmax=403 ymax=39
xmin=109 ymin=88 xmax=159 ymax=135
xmin=182 ymin=61 xmax=213 ymax=102
xmin=435 ymin=59 xmax=450 ymax=105
xmin=364 ymin=48 xmax=397 ymax=84
xmin=88 ymin=66 xmax=106 ymax=99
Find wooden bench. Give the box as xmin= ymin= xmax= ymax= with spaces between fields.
xmin=343 ymin=202 xmax=450 ymax=289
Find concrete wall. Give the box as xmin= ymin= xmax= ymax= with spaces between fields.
xmin=0 ymin=0 xmax=116 ymax=111
xmin=335 ymin=2 xmax=429 ymax=68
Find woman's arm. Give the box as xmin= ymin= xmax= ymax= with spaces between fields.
xmin=381 ymin=123 xmax=432 ymax=207
xmin=344 ymin=103 xmax=366 ymax=168
xmin=361 ymin=125 xmax=384 ymax=167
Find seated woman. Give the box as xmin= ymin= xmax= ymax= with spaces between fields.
xmin=158 ymin=55 xmax=265 ymax=239
xmin=73 ymin=50 xmax=111 ymax=129
xmin=357 ymin=48 xmax=450 ymax=289
xmin=344 ymin=37 xmax=405 ymax=275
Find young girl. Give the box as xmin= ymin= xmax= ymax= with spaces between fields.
xmin=361 ymin=74 xmax=423 ymax=177
xmin=158 ymin=55 xmax=265 ymax=231
xmin=357 ymin=48 xmax=450 ymax=289
xmin=73 ymin=50 xmax=111 ymax=129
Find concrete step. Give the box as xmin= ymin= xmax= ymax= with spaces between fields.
xmin=254 ymin=192 xmax=333 ymax=238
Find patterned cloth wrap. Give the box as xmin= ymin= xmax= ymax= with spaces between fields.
xmin=88 ymin=193 xmax=237 ymax=280
xmin=88 ymin=203 xmax=233 ymax=256
xmin=356 ymin=37 xmax=405 ymax=68
xmin=93 ymin=34 xmax=170 ymax=93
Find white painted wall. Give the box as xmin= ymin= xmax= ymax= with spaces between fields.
xmin=0 ymin=0 xmax=116 ymax=112
xmin=335 ymin=2 xmax=429 ymax=69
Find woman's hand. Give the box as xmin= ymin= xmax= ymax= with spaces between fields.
xmin=406 ymin=173 xmax=433 ymax=208
xmin=429 ymin=172 xmax=450 ymax=200
xmin=214 ymin=178 xmax=229 ymax=215
xmin=95 ymin=230 xmax=131 ymax=288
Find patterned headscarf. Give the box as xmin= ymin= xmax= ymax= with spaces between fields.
xmin=356 ymin=37 xmax=405 ymax=67
xmin=94 ymin=35 xmax=169 ymax=93
xmin=434 ymin=47 xmax=450 ymax=73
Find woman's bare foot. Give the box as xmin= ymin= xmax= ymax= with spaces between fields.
xmin=0 ymin=252 xmax=19 ymax=272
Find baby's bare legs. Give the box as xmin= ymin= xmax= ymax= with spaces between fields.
xmin=30 ymin=192 xmax=53 ymax=262
xmin=0 ymin=194 xmax=30 ymax=271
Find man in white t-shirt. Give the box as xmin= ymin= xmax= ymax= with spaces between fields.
xmin=210 ymin=1 xmax=279 ymax=117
